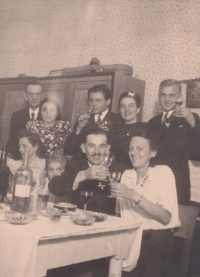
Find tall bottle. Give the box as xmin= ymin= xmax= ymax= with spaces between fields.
xmin=0 ymin=147 xmax=10 ymax=203
xmin=11 ymin=148 xmax=33 ymax=213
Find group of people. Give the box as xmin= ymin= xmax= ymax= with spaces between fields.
xmin=3 ymin=79 xmax=200 ymax=277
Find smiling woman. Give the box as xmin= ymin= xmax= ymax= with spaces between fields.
xmin=26 ymin=98 xmax=71 ymax=157
xmin=109 ymin=91 xmax=147 ymax=167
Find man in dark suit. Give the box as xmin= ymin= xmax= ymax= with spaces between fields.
xmin=6 ymin=80 xmax=43 ymax=159
xmin=147 ymin=79 xmax=200 ymax=205
xmin=64 ymin=84 xmax=122 ymax=158
xmin=49 ymin=126 xmax=127 ymax=215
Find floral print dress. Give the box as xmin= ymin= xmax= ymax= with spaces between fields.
xmin=26 ymin=120 xmax=71 ymax=156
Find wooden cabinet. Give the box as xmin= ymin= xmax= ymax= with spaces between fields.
xmin=0 ymin=72 xmax=145 ymax=148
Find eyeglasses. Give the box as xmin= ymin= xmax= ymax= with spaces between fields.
xmin=27 ymin=93 xmax=42 ymax=98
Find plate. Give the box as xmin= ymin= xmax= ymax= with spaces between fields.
xmin=71 ymin=212 xmax=95 ymax=226
xmin=85 ymin=211 xmax=108 ymax=222
xmin=54 ymin=203 xmax=77 ymax=211
xmin=40 ymin=209 xmax=72 ymax=217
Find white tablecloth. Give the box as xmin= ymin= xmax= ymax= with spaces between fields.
xmin=0 ymin=206 xmax=142 ymax=277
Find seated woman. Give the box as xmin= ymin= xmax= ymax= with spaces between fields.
xmin=39 ymin=153 xmax=69 ymax=204
xmin=110 ymin=131 xmax=180 ymax=277
xmin=7 ymin=130 xmax=46 ymax=191
xmin=109 ymin=91 xmax=147 ymax=167
xmin=26 ymin=97 xmax=71 ymax=156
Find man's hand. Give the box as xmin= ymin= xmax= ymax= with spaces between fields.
xmin=84 ymin=165 xmax=109 ymax=181
xmin=39 ymin=170 xmax=47 ymax=190
xmin=173 ymin=107 xmax=195 ymax=127
xmin=76 ymin=113 xmax=90 ymax=134
xmin=98 ymin=122 xmax=109 ymax=132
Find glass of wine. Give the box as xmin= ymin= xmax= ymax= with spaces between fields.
xmin=175 ymin=95 xmax=184 ymax=107
xmin=100 ymin=152 xmax=115 ymax=168
xmin=80 ymin=191 xmax=93 ymax=211
xmin=108 ymin=171 xmax=121 ymax=197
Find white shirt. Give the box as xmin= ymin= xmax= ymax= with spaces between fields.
xmin=94 ymin=109 xmax=109 ymax=122
xmin=29 ymin=107 xmax=39 ymax=120
xmin=117 ymin=165 xmax=180 ymax=230
xmin=162 ymin=110 xmax=174 ymax=123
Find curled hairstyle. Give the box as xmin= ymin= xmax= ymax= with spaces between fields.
xmin=87 ymin=84 xmax=112 ymax=100
xmin=46 ymin=153 xmax=67 ymax=170
xmin=81 ymin=126 xmax=109 ymax=144
xmin=159 ymin=79 xmax=181 ymax=94
xmin=25 ymin=80 xmax=43 ymax=93
xmin=129 ymin=130 xmax=160 ymax=167
xmin=17 ymin=129 xmax=46 ymax=159
xmin=118 ymin=91 xmax=141 ymax=108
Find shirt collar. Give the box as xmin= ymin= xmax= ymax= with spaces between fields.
xmin=29 ymin=107 xmax=39 ymax=118
xmin=162 ymin=110 xmax=174 ymax=121
xmin=94 ymin=109 xmax=109 ymax=122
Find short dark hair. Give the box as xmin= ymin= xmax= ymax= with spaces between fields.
xmin=39 ymin=97 xmax=60 ymax=113
xmin=17 ymin=129 xmax=46 ymax=158
xmin=118 ymin=91 xmax=141 ymax=108
xmin=25 ymin=80 xmax=43 ymax=94
xmin=81 ymin=126 xmax=109 ymax=144
xmin=159 ymin=79 xmax=181 ymax=94
xmin=87 ymin=85 xmax=112 ymax=100
xmin=129 ymin=130 xmax=160 ymax=166
xmin=46 ymin=153 xmax=67 ymax=170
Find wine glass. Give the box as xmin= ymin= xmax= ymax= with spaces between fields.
xmin=108 ymin=172 xmax=121 ymax=197
xmin=100 ymin=152 xmax=115 ymax=168
xmin=175 ymin=95 xmax=184 ymax=107
xmin=80 ymin=191 xmax=93 ymax=211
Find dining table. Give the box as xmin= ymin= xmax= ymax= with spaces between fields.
xmin=0 ymin=204 xmax=142 ymax=277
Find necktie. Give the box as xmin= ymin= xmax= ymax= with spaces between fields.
xmin=96 ymin=113 xmax=102 ymax=125
xmin=162 ymin=112 xmax=169 ymax=124
xmin=31 ymin=112 xmax=35 ymax=121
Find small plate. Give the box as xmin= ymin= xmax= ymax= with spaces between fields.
xmin=85 ymin=211 xmax=108 ymax=222
xmin=54 ymin=203 xmax=77 ymax=211
xmin=40 ymin=209 xmax=72 ymax=217
xmin=71 ymin=212 xmax=95 ymax=226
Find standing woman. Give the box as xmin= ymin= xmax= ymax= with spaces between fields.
xmin=110 ymin=131 xmax=180 ymax=277
xmin=109 ymin=92 xmax=147 ymax=167
xmin=26 ymin=98 xmax=71 ymax=156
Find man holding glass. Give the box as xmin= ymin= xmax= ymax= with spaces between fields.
xmin=49 ymin=126 xmax=127 ymax=215
xmin=64 ymin=84 xmax=121 ymax=159
xmin=147 ymin=79 xmax=200 ymax=205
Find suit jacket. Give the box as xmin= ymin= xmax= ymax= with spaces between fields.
xmin=64 ymin=111 xmax=122 ymax=157
xmin=6 ymin=108 xmax=61 ymax=160
xmin=147 ymin=112 xmax=200 ymax=204
xmin=48 ymin=159 xmax=128 ymax=215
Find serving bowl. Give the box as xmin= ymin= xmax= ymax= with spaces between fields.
xmin=4 ymin=211 xmax=32 ymax=225
xmin=85 ymin=211 xmax=108 ymax=222
xmin=71 ymin=212 xmax=95 ymax=226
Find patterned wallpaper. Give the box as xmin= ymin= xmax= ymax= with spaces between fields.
xmin=1 ymin=0 xmax=200 ymax=121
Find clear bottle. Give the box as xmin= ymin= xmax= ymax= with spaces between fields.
xmin=0 ymin=147 xmax=10 ymax=205
xmin=11 ymin=148 xmax=33 ymax=213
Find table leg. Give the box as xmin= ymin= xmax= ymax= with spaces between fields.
xmin=109 ymin=257 xmax=123 ymax=277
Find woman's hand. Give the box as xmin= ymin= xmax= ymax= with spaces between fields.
xmin=110 ymin=182 xmax=135 ymax=200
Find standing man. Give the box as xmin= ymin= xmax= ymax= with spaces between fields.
xmin=6 ymin=80 xmax=43 ymax=159
xmin=147 ymin=79 xmax=200 ymax=204
xmin=64 ymin=84 xmax=122 ymax=158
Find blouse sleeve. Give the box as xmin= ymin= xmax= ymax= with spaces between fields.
xmin=153 ymin=166 xmax=178 ymax=215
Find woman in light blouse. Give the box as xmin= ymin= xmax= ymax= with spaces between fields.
xmin=110 ymin=131 xmax=180 ymax=277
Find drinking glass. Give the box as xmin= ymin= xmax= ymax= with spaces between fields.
xmin=175 ymin=95 xmax=184 ymax=107
xmin=100 ymin=152 xmax=115 ymax=168
xmin=108 ymin=172 xmax=121 ymax=197
xmin=80 ymin=191 xmax=93 ymax=211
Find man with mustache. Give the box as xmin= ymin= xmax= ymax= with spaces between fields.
xmin=49 ymin=126 xmax=127 ymax=215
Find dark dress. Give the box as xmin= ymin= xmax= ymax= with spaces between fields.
xmin=109 ymin=122 xmax=147 ymax=167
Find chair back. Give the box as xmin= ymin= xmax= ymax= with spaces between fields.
xmin=173 ymin=205 xmax=199 ymax=277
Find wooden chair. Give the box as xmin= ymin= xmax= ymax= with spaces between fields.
xmin=173 ymin=205 xmax=199 ymax=277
